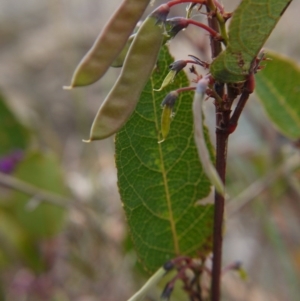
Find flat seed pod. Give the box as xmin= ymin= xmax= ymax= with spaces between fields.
xmin=85 ymin=5 xmax=170 ymax=141
xmin=111 ymin=34 xmax=136 ymax=68
xmin=64 ymin=0 xmax=151 ymax=88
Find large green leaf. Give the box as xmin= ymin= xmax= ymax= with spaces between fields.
xmin=210 ymin=0 xmax=292 ymax=83
xmin=0 ymin=93 xmax=29 ymax=156
xmin=255 ymin=51 xmax=300 ymax=140
xmin=115 ymin=46 xmax=214 ymax=272
xmin=7 ymin=151 xmax=68 ymax=238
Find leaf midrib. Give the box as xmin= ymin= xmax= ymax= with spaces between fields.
xmin=258 ymin=75 xmax=300 ymax=127
xmin=150 ymin=77 xmax=179 ymax=255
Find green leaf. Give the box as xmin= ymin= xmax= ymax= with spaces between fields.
xmin=115 ymin=46 xmax=214 ymax=272
xmin=0 ymin=209 xmax=26 ymax=268
xmin=7 ymin=151 xmax=68 ymax=238
xmin=210 ymin=0 xmax=292 ymax=83
xmin=0 ymin=93 xmax=29 ymax=156
xmin=0 ymin=209 xmax=46 ymax=272
xmin=255 ymin=51 xmax=300 ymax=139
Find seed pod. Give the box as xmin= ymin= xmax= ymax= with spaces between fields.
xmin=112 ymin=31 xmax=171 ymax=68
xmin=127 ymin=267 xmax=167 ymax=301
xmin=85 ymin=5 xmax=170 ymax=141
xmin=64 ymin=0 xmax=151 ymax=89
xmin=154 ymin=70 xmax=177 ymax=92
xmin=111 ymin=33 xmax=136 ymax=68
xmin=158 ymin=91 xmax=178 ymax=143
xmin=193 ymin=77 xmax=224 ymax=195
xmin=154 ymin=60 xmax=187 ymax=91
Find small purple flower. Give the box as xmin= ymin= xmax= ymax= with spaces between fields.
xmin=0 ymin=150 xmax=23 ymax=174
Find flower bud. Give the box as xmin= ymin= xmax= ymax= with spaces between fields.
xmin=152 ymin=4 xmax=170 ymax=25
xmin=161 ymin=91 xmax=178 ymax=108
xmin=169 ymin=60 xmax=187 ymax=73
xmin=166 ymin=17 xmax=189 ymax=38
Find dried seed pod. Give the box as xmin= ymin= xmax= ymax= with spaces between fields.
xmin=85 ymin=5 xmax=170 ymax=141
xmin=193 ymin=77 xmax=224 ymax=195
xmin=64 ymin=0 xmax=151 ymax=88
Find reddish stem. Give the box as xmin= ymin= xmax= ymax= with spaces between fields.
xmin=185 ymin=60 xmax=200 ymax=64
xmin=228 ymin=90 xmax=251 ymax=133
xmin=185 ymin=19 xmax=221 ymax=39
xmin=176 ymin=86 xmax=196 ymax=94
xmin=212 ymin=0 xmax=224 ymax=14
xmin=206 ymin=11 xmax=222 ymax=58
xmin=211 ymin=123 xmax=229 ymax=301
xmin=205 ymin=5 xmax=225 ymax=301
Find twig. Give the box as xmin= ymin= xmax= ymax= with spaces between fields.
xmin=0 ymin=172 xmax=72 ymax=207
xmin=227 ymin=151 xmax=300 ymax=216
xmin=0 ymin=172 xmax=111 ymax=243
xmin=227 ymin=169 xmax=280 ymax=216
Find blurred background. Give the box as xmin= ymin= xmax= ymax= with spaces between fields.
xmin=0 ymin=0 xmax=299 ymax=300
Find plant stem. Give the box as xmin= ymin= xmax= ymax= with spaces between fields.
xmin=229 ymin=89 xmax=251 ymax=130
xmin=206 ymin=8 xmax=222 ymax=58
xmin=211 ymin=115 xmax=229 ymax=301
xmin=206 ymin=5 xmax=226 ymax=301
xmin=206 ymin=0 xmax=228 ymax=44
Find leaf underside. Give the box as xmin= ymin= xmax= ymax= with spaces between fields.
xmin=115 ymin=46 xmax=214 ymax=272
xmin=255 ymin=51 xmax=300 ymax=139
xmin=210 ymin=0 xmax=292 ymax=83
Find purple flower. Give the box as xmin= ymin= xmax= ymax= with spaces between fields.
xmin=0 ymin=150 xmax=23 ymax=174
